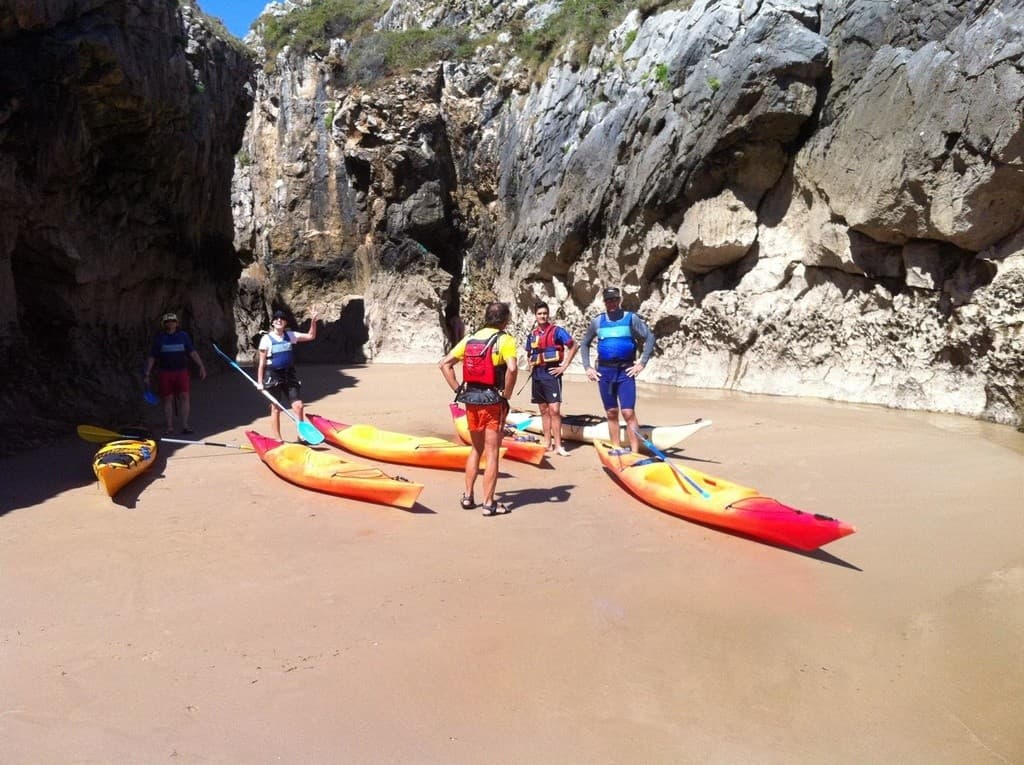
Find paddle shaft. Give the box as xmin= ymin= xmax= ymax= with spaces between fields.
xmin=77 ymin=424 xmax=253 ymax=450
xmin=161 ymin=437 xmax=253 ymax=450
xmin=212 ymin=343 xmax=324 ymax=445
xmin=515 ymin=366 xmax=534 ymax=396
xmin=631 ymin=426 xmax=711 ymax=499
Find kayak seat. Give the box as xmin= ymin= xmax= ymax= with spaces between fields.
xmin=97 ymin=454 xmax=137 ymax=468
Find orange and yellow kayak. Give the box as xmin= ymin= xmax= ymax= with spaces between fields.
xmin=594 ymin=440 xmax=855 ymax=550
xmin=92 ymin=439 xmax=158 ymax=497
xmin=448 ymin=404 xmax=547 ymax=465
xmin=246 ymin=431 xmax=423 ymax=508
xmin=308 ymin=414 xmax=504 ymax=470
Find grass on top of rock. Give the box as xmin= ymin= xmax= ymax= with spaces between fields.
xmin=516 ymin=0 xmax=694 ymax=69
xmin=257 ymin=0 xmax=694 ymax=82
xmin=260 ymin=0 xmax=476 ymax=83
xmin=261 ymin=0 xmax=386 ymax=60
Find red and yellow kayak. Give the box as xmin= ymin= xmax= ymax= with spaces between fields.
xmin=92 ymin=439 xmax=158 ymax=497
xmin=448 ymin=404 xmax=547 ymax=465
xmin=308 ymin=414 xmax=504 ymax=470
xmin=594 ymin=440 xmax=855 ymax=550
xmin=246 ymin=431 xmax=423 ymax=508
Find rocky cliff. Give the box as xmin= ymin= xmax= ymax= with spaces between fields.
xmin=236 ymin=0 xmax=1023 ymax=425
xmin=0 ymin=0 xmax=254 ymax=450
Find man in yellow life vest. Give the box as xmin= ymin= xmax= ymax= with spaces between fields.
xmin=524 ymin=301 xmax=579 ymax=456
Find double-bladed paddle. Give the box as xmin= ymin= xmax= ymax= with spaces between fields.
xmin=630 ymin=426 xmax=711 ymax=500
xmin=77 ymin=424 xmax=253 ymax=450
xmin=212 ymin=343 xmax=325 ymax=445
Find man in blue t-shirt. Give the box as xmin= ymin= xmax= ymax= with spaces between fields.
xmin=144 ymin=313 xmax=207 ymax=434
xmin=579 ymin=287 xmax=655 ymax=454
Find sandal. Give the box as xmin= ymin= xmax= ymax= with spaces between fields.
xmin=481 ymin=502 xmax=510 ymax=516
xmin=460 ymin=494 xmax=476 ymax=510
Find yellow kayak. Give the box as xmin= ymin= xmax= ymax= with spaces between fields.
xmin=308 ymin=414 xmax=505 ymax=470
xmin=246 ymin=431 xmax=424 ymax=508
xmin=92 ymin=439 xmax=158 ymax=497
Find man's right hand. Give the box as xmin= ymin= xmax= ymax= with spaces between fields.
xmin=585 ymin=368 xmax=601 ymax=381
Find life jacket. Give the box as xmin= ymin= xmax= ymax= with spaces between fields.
xmin=527 ymin=324 xmax=564 ymax=365
xmin=461 ymin=330 xmax=507 ymax=389
xmin=267 ymin=332 xmax=296 ymax=371
xmin=596 ymin=312 xmax=636 ymax=364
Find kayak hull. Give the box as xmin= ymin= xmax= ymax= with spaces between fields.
xmin=92 ymin=439 xmax=158 ymax=497
xmin=594 ymin=440 xmax=855 ymax=551
xmin=246 ymin=431 xmax=423 ymax=508
xmin=506 ymin=411 xmax=710 ymax=451
xmin=308 ymin=413 xmax=504 ymax=470
xmin=448 ymin=404 xmax=546 ymax=465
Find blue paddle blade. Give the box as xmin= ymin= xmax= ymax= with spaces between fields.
xmin=143 ymin=389 xmax=159 ymax=405
xmin=514 ymin=416 xmax=536 ymax=431
xmin=298 ymin=420 xmax=325 ymax=445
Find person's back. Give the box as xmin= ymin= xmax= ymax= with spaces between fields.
xmin=438 ymin=302 xmax=519 ymax=515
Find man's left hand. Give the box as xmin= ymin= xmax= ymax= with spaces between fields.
xmin=626 ymin=362 xmax=645 ymax=378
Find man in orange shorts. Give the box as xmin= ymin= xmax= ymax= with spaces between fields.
xmin=439 ymin=301 xmax=518 ymax=516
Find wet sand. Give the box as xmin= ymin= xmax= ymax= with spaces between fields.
xmin=2 ymin=364 xmax=1022 ymax=763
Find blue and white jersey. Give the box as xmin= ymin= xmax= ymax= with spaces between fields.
xmin=149 ymin=330 xmax=195 ymax=371
xmin=259 ymin=330 xmax=300 ymax=371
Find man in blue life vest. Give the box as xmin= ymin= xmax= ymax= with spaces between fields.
xmin=579 ymin=287 xmax=655 ymax=454
xmin=524 ymin=301 xmax=579 ymax=456
xmin=257 ymin=308 xmax=319 ymax=442
xmin=144 ymin=312 xmax=206 ymax=434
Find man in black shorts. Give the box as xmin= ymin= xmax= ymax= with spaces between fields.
xmin=524 ymin=302 xmax=579 ymax=456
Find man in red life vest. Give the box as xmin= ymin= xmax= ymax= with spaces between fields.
xmin=439 ymin=301 xmax=519 ymax=516
xmin=524 ymin=301 xmax=579 ymax=456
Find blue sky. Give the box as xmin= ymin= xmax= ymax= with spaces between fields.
xmin=198 ymin=0 xmax=267 ymax=39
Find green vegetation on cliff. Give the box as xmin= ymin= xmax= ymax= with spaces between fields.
xmin=262 ymin=0 xmax=386 ymax=59
xmin=255 ymin=0 xmax=695 ymax=80
xmin=517 ymin=0 xmax=692 ymax=67
xmin=260 ymin=0 xmax=474 ymax=83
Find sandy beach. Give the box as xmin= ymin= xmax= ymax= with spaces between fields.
xmin=2 ymin=363 xmax=1022 ymax=763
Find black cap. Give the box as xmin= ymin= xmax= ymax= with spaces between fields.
xmin=272 ymin=310 xmax=287 ymax=319
xmin=602 ymin=287 xmax=621 ymax=301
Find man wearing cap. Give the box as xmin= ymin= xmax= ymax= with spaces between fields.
xmin=579 ymin=287 xmax=656 ymax=454
xmin=144 ymin=313 xmax=207 ymax=434
xmin=257 ymin=308 xmax=319 ymax=442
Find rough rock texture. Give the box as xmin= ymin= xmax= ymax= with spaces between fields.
xmin=234 ymin=0 xmax=1020 ymax=424
xmin=235 ymin=0 xmax=1019 ymax=423
xmin=0 ymin=1 xmax=254 ymax=450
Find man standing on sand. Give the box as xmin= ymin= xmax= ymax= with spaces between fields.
xmin=439 ymin=301 xmax=519 ymax=516
xmin=257 ymin=309 xmax=318 ymax=442
xmin=580 ymin=287 xmax=655 ymax=454
xmin=144 ymin=312 xmax=206 ymax=435
xmin=524 ymin=301 xmax=579 ymax=456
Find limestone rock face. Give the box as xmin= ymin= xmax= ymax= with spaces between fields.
xmin=234 ymin=0 xmax=1022 ymax=426
xmin=0 ymin=1 xmax=254 ymax=450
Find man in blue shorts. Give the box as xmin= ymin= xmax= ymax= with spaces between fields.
xmin=580 ymin=287 xmax=655 ymax=454
xmin=524 ymin=302 xmax=579 ymax=456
